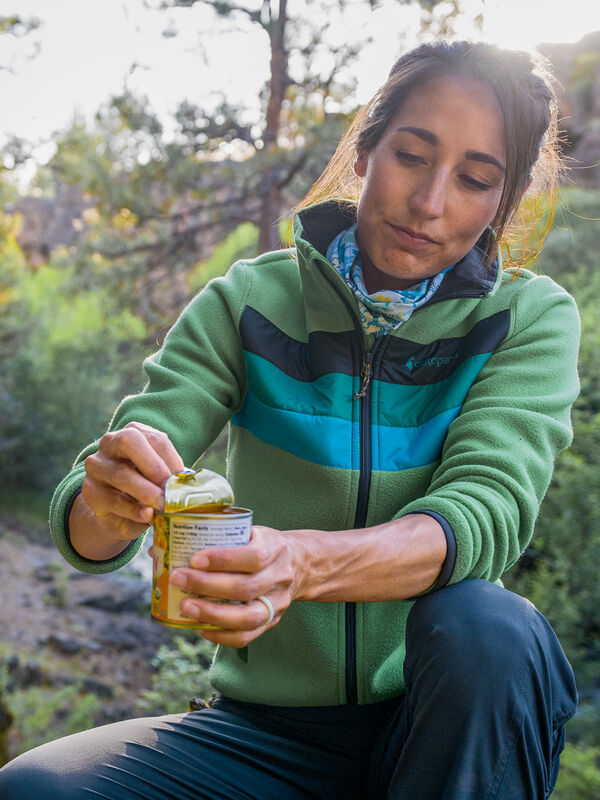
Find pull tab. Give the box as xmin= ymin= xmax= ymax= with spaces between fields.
xmin=353 ymin=352 xmax=373 ymax=399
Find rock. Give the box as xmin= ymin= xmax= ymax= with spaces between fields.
xmin=46 ymin=634 xmax=102 ymax=655
xmin=96 ymin=629 xmax=139 ymax=652
xmin=96 ymin=704 xmax=135 ymax=725
xmin=113 ymin=669 xmax=131 ymax=687
xmin=18 ymin=661 xmax=44 ymax=689
xmin=92 ymin=617 xmax=170 ymax=658
xmin=78 ymin=580 xmax=149 ymax=615
xmin=44 ymin=673 xmax=113 ymax=700
xmin=36 ymin=566 xmax=56 ymax=582
xmin=0 ymin=536 xmax=167 ymax=720
xmin=51 ymin=671 xmax=79 ymax=689
xmin=5 ymin=655 xmax=19 ymax=674
xmin=81 ymin=678 xmax=114 ymax=699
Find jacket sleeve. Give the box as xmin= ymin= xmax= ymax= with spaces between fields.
xmin=49 ymin=260 xmax=251 ymax=573
xmin=396 ymin=277 xmax=581 ymax=587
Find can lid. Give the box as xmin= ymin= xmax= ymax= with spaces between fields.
xmin=164 ymin=467 xmax=234 ymax=513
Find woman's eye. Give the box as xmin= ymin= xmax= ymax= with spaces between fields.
xmin=396 ymin=151 xmax=425 ymax=165
xmin=461 ymin=175 xmax=491 ymax=191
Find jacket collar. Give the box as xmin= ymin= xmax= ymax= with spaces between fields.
xmin=293 ymin=200 xmax=502 ymax=304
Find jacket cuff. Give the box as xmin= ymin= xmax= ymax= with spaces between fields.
xmin=401 ymin=510 xmax=457 ymax=591
xmin=49 ymin=466 xmax=145 ymax=574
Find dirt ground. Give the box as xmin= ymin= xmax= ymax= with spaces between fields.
xmin=0 ymin=518 xmax=172 ymax=715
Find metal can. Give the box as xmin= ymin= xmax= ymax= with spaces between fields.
xmin=151 ymin=506 xmax=253 ymax=629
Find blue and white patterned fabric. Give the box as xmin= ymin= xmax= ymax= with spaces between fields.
xmin=326 ymin=223 xmax=453 ymax=337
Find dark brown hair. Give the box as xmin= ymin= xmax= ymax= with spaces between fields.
xmin=295 ymin=40 xmax=563 ymax=270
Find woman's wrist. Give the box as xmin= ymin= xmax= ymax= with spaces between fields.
xmin=68 ymin=493 xmax=140 ymax=561
xmin=287 ymin=514 xmax=447 ymax=603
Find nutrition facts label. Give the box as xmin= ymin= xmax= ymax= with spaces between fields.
xmin=169 ymin=516 xmax=251 ymax=568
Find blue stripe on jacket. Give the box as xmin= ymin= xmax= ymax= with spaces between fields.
xmin=232 ymin=351 xmax=493 ymax=470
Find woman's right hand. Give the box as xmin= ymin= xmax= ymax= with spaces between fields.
xmin=72 ymin=422 xmax=185 ymax=556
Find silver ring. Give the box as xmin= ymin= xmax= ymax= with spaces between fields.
xmin=257 ymin=595 xmax=275 ymax=625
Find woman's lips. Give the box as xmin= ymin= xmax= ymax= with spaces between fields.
xmin=387 ymin=223 xmax=440 ymax=248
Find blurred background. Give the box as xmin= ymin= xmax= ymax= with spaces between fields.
xmin=0 ymin=1 xmax=599 ymax=793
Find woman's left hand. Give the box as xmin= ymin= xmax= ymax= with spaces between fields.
xmin=168 ymin=526 xmax=305 ymax=648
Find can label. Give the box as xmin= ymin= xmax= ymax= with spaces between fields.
xmin=151 ymin=508 xmax=252 ymax=629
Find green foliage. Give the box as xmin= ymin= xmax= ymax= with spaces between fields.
xmin=187 ymin=222 xmax=259 ymax=293
xmin=504 ymin=415 xmax=600 ymax=682
xmin=0 ymin=239 xmax=149 ymax=497
xmin=552 ymin=743 xmax=600 ymax=799
xmin=0 ymin=488 xmax=49 ymax=532
xmin=567 ymin=700 xmax=600 ymax=749
xmin=8 ymin=685 xmax=100 ymax=757
xmin=539 ymin=190 xmax=600 ymax=286
xmin=136 ymin=635 xmax=216 ymax=715
xmin=504 ymin=189 xmax=600 ymax=755
xmin=0 ymin=658 xmax=100 ymax=759
xmin=42 ymin=561 xmax=69 ymax=609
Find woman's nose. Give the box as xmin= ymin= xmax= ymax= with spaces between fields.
xmin=408 ymin=170 xmax=448 ymax=219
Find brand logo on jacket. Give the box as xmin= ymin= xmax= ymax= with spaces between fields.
xmin=406 ymin=352 xmax=459 ymax=371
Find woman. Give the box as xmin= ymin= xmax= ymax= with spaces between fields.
xmin=0 ymin=40 xmax=579 ymax=799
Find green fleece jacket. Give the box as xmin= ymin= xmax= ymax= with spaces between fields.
xmin=50 ymin=201 xmax=580 ymax=706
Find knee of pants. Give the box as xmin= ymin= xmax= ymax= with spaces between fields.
xmin=0 ymin=759 xmax=55 ymax=800
xmin=405 ymin=578 xmax=539 ymax=683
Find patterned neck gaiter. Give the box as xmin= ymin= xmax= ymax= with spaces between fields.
xmin=326 ymin=223 xmax=453 ymax=337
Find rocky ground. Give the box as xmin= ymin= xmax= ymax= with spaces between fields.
xmin=0 ymin=515 xmax=176 ymax=759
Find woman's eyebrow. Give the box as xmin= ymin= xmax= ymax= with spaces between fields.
xmin=394 ymin=126 xmax=438 ymax=146
xmin=466 ymin=150 xmax=506 ymax=173
xmin=394 ymin=126 xmax=506 ymax=173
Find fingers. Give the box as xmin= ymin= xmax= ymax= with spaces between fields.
xmin=167 ymin=527 xmax=294 ymax=648
xmin=85 ymin=453 xmax=164 ymax=511
xmin=80 ymin=423 xmax=185 ymax=545
xmin=81 ymin=479 xmax=155 ymax=525
xmin=171 ymin=566 xmax=265 ymax=603
xmin=97 ymin=424 xmax=180 ymax=489
xmin=182 ymin=596 xmax=277 ymax=631
xmin=187 ymin=526 xmax=277 ymax=573
xmin=122 ymin=422 xmax=185 ymax=476
xmin=189 ymin=543 xmax=272 ymax=576
xmin=179 ymin=596 xmax=281 ymax=649
xmin=84 ymin=423 xmax=185 ymax=516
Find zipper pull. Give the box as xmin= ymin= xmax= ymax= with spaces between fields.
xmin=353 ymin=352 xmax=373 ymax=399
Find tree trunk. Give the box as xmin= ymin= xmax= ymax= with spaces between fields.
xmin=258 ymin=0 xmax=287 ymax=254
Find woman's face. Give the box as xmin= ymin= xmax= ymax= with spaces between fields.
xmin=354 ymin=74 xmax=507 ymax=292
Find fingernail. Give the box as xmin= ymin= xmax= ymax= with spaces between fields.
xmin=170 ymin=571 xmax=187 ymax=589
xmin=181 ymin=599 xmax=197 ymax=618
xmin=190 ymin=554 xmax=209 ymax=570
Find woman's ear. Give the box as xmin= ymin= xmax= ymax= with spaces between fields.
xmin=353 ymin=150 xmax=368 ymax=178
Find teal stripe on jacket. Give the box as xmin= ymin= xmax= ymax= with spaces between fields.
xmin=377 ymin=353 xmax=492 ymax=426
xmin=243 ymin=351 xmax=354 ymax=421
xmin=232 ymin=389 xmax=358 ymax=470
xmin=234 ymin=349 xmax=495 ymax=469
xmin=232 ymin=391 xmax=460 ymax=472
xmin=373 ymin=406 xmax=462 ymax=470
xmin=232 ymin=389 xmax=468 ymax=471
xmin=242 ymin=350 xmax=492 ymax=427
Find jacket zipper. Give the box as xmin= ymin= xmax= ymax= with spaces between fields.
xmin=317 ymin=264 xmax=386 ymax=705
xmin=346 ymin=337 xmax=386 ymax=704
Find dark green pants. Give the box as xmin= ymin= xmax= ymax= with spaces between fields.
xmin=0 ymin=580 xmax=578 ymax=799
